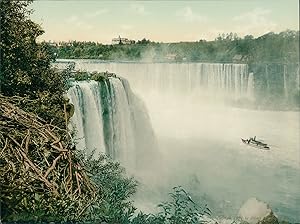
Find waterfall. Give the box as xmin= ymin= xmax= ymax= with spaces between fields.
xmin=265 ymin=64 xmax=270 ymax=95
xmin=247 ymin=72 xmax=254 ymax=100
xmin=297 ymin=66 xmax=300 ymax=91
xmin=67 ymin=77 xmax=156 ymax=169
xmin=55 ymin=60 xmax=300 ymax=110
xmin=54 ymin=60 xmax=300 ymax=106
xmin=68 ymin=81 xmax=106 ymax=157
xmin=70 ymin=61 xmax=253 ymax=102
xmin=283 ymin=65 xmax=288 ymax=97
xmin=108 ymin=78 xmax=136 ymax=166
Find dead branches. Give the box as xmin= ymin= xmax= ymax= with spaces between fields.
xmin=0 ymin=94 xmax=96 ymax=217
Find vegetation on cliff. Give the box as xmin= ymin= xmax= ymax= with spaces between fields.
xmin=0 ymin=95 xmax=96 ymax=221
xmin=0 ymin=1 xmax=210 ymax=223
xmin=49 ymin=31 xmax=299 ymax=64
xmin=2 ymin=1 xmax=290 ymax=223
xmin=0 ymin=0 xmax=67 ymax=128
xmin=0 ymin=1 xmax=136 ymax=222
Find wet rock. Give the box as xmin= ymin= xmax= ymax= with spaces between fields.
xmin=259 ymin=211 xmax=279 ymax=224
xmin=238 ymin=198 xmax=279 ymax=224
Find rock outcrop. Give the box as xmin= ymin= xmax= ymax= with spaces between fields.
xmin=238 ymin=198 xmax=279 ymax=224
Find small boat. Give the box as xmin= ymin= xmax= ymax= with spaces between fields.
xmin=241 ymin=138 xmax=270 ymax=150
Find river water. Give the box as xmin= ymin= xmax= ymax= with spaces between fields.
xmin=59 ymin=60 xmax=300 ymax=222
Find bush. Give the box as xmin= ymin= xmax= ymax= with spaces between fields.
xmin=73 ymin=71 xmax=91 ymax=81
xmin=131 ymin=186 xmax=211 ymax=224
xmin=76 ymin=153 xmax=138 ymax=223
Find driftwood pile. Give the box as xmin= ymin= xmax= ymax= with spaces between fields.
xmin=0 ymin=95 xmax=96 ymax=217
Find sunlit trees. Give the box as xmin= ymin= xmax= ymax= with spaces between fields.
xmin=52 ymin=31 xmax=299 ymax=64
xmin=0 ymin=0 xmax=69 ymax=126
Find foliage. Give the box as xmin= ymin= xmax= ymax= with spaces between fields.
xmin=0 ymin=96 xmax=138 ymax=223
xmin=78 ymin=153 xmax=138 ymax=223
xmin=131 ymin=186 xmax=211 ymax=224
xmin=71 ymin=70 xmax=117 ymax=82
xmin=0 ymin=0 xmax=68 ymax=128
xmin=0 ymin=2 xmax=140 ymax=222
xmin=0 ymin=96 xmax=96 ymax=222
xmin=0 ymin=1 xmax=217 ymax=223
xmin=155 ymin=186 xmax=211 ymax=224
xmin=136 ymin=38 xmax=152 ymax=45
xmin=51 ymin=31 xmax=299 ymax=64
xmin=73 ymin=71 xmax=91 ymax=81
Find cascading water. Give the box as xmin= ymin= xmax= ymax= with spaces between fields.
xmin=72 ymin=61 xmax=253 ymax=102
xmin=62 ymin=60 xmax=300 ymax=109
xmin=59 ymin=60 xmax=299 ymax=222
xmin=58 ymin=60 xmax=300 ymax=107
xmin=297 ymin=65 xmax=300 ymax=90
xmin=283 ymin=65 xmax=288 ymax=97
xmin=247 ymin=72 xmax=254 ymax=100
xmin=67 ymin=81 xmax=106 ymax=156
xmin=67 ymin=77 xmax=157 ymax=169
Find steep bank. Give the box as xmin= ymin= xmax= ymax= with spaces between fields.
xmin=0 ymin=95 xmax=96 ymax=221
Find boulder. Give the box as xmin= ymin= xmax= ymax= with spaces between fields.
xmin=238 ymin=198 xmax=279 ymax=224
xmin=259 ymin=211 xmax=279 ymax=224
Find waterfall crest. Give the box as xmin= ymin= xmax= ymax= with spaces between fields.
xmin=67 ymin=77 xmax=157 ymax=169
xmin=64 ymin=60 xmax=299 ymax=108
xmin=71 ymin=61 xmax=253 ymax=102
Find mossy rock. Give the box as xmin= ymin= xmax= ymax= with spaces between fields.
xmin=258 ymin=212 xmax=279 ymax=224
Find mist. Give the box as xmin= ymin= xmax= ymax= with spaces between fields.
xmin=132 ymin=83 xmax=299 ymax=221
xmin=60 ymin=59 xmax=300 ymax=222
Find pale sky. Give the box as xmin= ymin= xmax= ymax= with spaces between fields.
xmin=30 ymin=0 xmax=299 ymax=44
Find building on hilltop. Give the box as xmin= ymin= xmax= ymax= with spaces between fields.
xmin=112 ymin=36 xmax=135 ymax=45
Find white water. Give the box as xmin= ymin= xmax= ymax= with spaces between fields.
xmin=247 ymin=72 xmax=254 ymax=100
xmin=109 ymin=78 xmax=136 ymax=166
xmin=68 ymin=81 xmax=106 ymax=156
xmin=74 ymin=61 xmax=252 ymax=103
xmin=64 ymin=60 xmax=299 ymax=222
xmin=67 ymin=78 xmax=156 ymax=170
xmin=283 ymin=65 xmax=288 ymax=97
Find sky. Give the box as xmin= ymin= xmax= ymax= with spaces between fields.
xmin=30 ymin=0 xmax=299 ymax=44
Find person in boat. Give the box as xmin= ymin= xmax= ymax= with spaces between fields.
xmin=252 ymin=136 xmax=266 ymax=146
xmin=248 ymin=137 xmax=254 ymax=143
xmin=249 ymin=136 xmax=259 ymax=144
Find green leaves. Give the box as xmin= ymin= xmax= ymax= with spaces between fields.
xmin=154 ymin=186 xmax=210 ymax=224
xmin=50 ymin=30 xmax=299 ymax=64
xmin=0 ymin=1 xmax=67 ymax=123
xmin=131 ymin=186 xmax=211 ymax=224
xmin=73 ymin=152 xmax=138 ymax=223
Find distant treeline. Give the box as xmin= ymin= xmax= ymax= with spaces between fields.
xmin=48 ymin=30 xmax=299 ymax=63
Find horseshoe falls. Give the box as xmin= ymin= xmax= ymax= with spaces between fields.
xmin=62 ymin=60 xmax=300 ymax=222
xmin=67 ymin=78 xmax=157 ymax=170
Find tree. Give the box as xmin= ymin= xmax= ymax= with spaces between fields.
xmin=0 ymin=0 xmax=68 ymax=127
xmin=0 ymin=2 xmax=139 ymax=222
xmin=137 ymin=38 xmax=151 ymax=45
